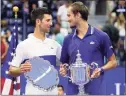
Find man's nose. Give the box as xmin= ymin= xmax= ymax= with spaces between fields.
xmin=50 ymin=22 xmax=53 ymax=26
xmin=67 ymin=18 xmax=69 ymax=21
xmin=67 ymin=18 xmax=70 ymax=22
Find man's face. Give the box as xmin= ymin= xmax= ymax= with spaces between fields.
xmin=58 ymin=87 xmax=64 ymax=96
xmin=6 ymin=31 xmax=11 ymax=37
xmin=119 ymin=1 xmax=125 ymax=6
xmin=55 ymin=24 xmax=60 ymax=31
xmin=67 ymin=7 xmax=77 ymax=27
xmin=38 ymin=14 xmax=52 ymax=33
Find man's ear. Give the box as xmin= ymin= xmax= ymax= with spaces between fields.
xmin=36 ymin=19 xmax=41 ymax=25
xmin=78 ymin=12 xmax=81 ymax=18
xmin=76 ymin=12 xmax=81 ymax=19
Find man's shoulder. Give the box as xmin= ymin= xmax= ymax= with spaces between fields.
xmin=46 ymin=38 xmax=61 ymax=47
xmin=17 ymin=38 xmax=31 ymax=48
xmin=46 ymin=38 xmax=56 ymax=43
xmin=94 ymin=27 xmax=109 ymax=38
xmin=64 ymin=33 xmax=73 ymax=40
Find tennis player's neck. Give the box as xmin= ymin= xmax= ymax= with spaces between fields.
xmin=77 ymin=21 xmax=88 ymax=39
xmin=33 ymin=30 xmax=46 ymax=41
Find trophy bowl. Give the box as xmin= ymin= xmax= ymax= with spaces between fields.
xmin=24 ymin=57 xmax=59 ymax=91
xmin=70 ymin=63 xmax=90 ymax=85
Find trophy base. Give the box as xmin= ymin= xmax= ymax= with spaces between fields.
xmin=77 ymin=93 xmax=89 ymax=96
xmin=77 ymin=85 xmax=89 ymax=96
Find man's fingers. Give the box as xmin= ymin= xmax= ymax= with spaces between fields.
xmin=59 ymin=68 xmax=66 ymax=74
xmin=91 ymin=68 xmax=101 ymax=78
xmin=20 ymin=68 xmax=31 ymax=73
xmin=20 ymin=62 xmax=32 ymax=73
xmin=60 ymin=64 xmax=64 ymax=68
xmin=91 ymin=73 xmax=100 ymax=78
xmin=63 ymin=64 xmax=68 ymax=67
xmin=59 ymin=66 xmax=67 ymax=76
xmin=25 ymin=60 xmax=30 ymax=63
xmin=60 ymin=64 xmax=68 ymax=68
xmin=60 ymin=71 xmax=67 ymax=76
xmin=21 ymin=64 xmax=31 ymax=69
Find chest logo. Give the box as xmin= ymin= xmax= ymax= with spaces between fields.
xmin=109 ymin=46 xmax=113 ymax=49
xmin=90 ymin=41 xmax=95 ymax=44
xmin=51 ymin=47 xmax=54 ymax=49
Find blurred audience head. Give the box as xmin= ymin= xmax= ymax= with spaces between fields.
xmin=55 ymin=23 xmax=60 ymax=31
xmin=102 ymin=24 xmax=119 ymax=49
xmin=1 ymin=20 xmax=8 ymax=27
xmin=5 ymin=29 xmax=12 ymax=38
xmin=118 ymin=0 xmax=126 ymax=6
xmin=53 ymin=23 xmax=61 ymax=35
xmin=64 ymin=0 xmax=72 ymax=7
xmin=32 ymin=3 xmax=37 ymax=9
xmin=58 ymin=84 xmax=64 ymax=96
xmin=109 ymin=12 xmax=117 ymax=24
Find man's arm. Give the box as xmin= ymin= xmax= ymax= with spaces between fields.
xmin=1 ymin=37 xmax=8 ymax=59
xmin=9 ymin=61 xmax=32 ymax=77
xmin=91 ymin=32 xmax=117 ymax=78
xmin=59 ymin=36 xmax=70 ymax=76
xmin=91 ymin=54 xmax=117 ymax=78
xmin=8 ymin=42 xmax=28 ymax=77
xmin=101 ymin=54 xmax=117 ymax=71
xmin=101 ymin=32 xmax=117 ymax=70
xmin=9 ymin=66 xmax=22 ymax=77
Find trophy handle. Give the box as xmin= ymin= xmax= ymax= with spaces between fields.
xmin=90 ymin=62 xmax=99 ymax=69
xmin=87 ymin=62 xmax=99 ymax=81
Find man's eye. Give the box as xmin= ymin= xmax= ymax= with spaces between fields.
xmin=67 ymin=15 xmax=70 ymax=17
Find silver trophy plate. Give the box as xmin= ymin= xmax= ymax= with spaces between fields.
xmin=24 ymin=57 xmax=59 ymax=91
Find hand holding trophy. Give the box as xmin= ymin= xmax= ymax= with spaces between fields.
xmin=59 ymin=64 xmax=68 ymax=77
xmin=25 ymin=57 xmax=59 ymax=91
xmin=60 ymin=50 xmax=99 ymax=95
xmin=20 ymin=61 xmax=32 ymax=73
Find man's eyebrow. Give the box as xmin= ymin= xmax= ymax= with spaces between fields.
xmin=47 ymin=18 xmax=52 ymax=20
xmin=46 ymin=18 xmax=52 ymax=21
xmin=67 ymin=14 xmax=70 ymax=16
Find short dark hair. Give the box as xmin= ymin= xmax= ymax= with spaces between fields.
xmin=70 ymin=2 xmax=89 ymax=21
xmin=58 ymin=84 xmax=64 ymax=91
xmin=31 ymin=7 xmax=51 ymax=26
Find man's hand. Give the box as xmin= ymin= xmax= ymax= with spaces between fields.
xmin=91 ymin=68 xmax=101 ymax=79
xmin=9 ymin=61 xmax=32 ymax=77
xmin=20 ymin=61 xmax=32 ymax=73
xmin=59 ymin=64 xmax=68 ymax=77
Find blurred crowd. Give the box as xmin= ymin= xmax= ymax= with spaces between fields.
xmin=1 ymin=0 xmax=126 ymax=68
